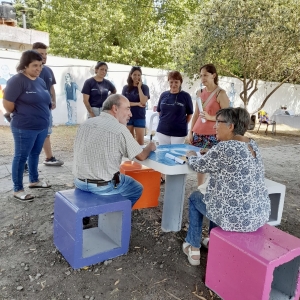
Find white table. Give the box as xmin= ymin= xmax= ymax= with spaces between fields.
xmin=272 ymin=114 xmax=300 ymax=129
xmin=135 ymin=144 xmax=199 ymax=232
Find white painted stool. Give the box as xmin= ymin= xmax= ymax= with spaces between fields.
xmin=265 ymin=179 xmax=286 ymax=226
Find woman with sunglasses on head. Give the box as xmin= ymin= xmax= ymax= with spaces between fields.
xmin=188 ymin=64 xmax=229 ymax=187
xmin=122 ymin=66 xmax=150 ymax=145
xmin=156 ymin=71 xmax=193 ymax=145
xmin=82 ymin=61 xmax=116 ymax=118
xmin=183 ymin=107 xmax=270 ymax=266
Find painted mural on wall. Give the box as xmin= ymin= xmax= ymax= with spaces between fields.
xmin=1 ymin=50 xmax=300 ymax=127
xmin=0 ymin=61 xmax=17 ymax=126
xmin=228 ymin=82 xmax=237 ymax=107
xmin=64 ymin=73 xmax=79 ymax=125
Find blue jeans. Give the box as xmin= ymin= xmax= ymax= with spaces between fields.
xmin=11 ymin=126 xmax=48 ymax=192
xmin=185 ymin=191 xmax=218 ymax=248
xmin=74 ymin=174 xmax=143 ymax=207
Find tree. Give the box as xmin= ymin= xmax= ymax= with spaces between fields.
xmin=13 ymin=0 xmax=202 ymax=68
xmin=173 ymin=0 xmax=300 ymax=112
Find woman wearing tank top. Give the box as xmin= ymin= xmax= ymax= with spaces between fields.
xmin=188 ymin=64 xmax=229 ymax=186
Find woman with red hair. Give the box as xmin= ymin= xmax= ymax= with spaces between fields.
xmin=156 ymin=71 xmax=193 ymax=145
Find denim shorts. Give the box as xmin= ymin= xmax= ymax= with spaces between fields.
xmin=127 ymin=118 xmax=146 ymax=128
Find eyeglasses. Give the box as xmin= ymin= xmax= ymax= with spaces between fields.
xmin=215 ymin=119 xmax=228 ymax=126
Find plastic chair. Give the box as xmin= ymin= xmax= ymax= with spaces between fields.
xmin=144 ymin=112 xmax=159 ymax=142
xmin=256 ymin=111 xmax=276 ymax=135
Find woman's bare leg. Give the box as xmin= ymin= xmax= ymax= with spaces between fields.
xmin=135 ymin=127 xmax=145 ymax=145
xmin=127 ymin=125 xmax=135 ymax=137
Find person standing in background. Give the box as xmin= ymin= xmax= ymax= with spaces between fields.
xmin=32 ymin=42 xmax=64 ymax=166
xmin=156 ymin=71 xmax=193 ymax=145
xmin=64 ymin=73 xmax=79 ymax=125
xmin=122 ymin=66 xmax=150 ymax=145
xmin=81 ymin=61 xmax=116 ymax=118
xmin=3 ymin=50 xmax=52 ymax=201
xmin=188 ymin=64 xmax=229 ymax=187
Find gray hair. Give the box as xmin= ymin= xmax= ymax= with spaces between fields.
xmin=216 ymin=107 xmax=250 ymax=136
xmin=102 ymin=94 xmax=122 ymax=111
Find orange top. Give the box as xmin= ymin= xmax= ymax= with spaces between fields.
xmin=192 ymin=88 xmax=221 ymax=135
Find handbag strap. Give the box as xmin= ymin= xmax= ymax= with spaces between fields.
xmin=198 ymin=87 xmax=221 ymax=113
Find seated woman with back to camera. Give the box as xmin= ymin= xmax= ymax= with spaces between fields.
xmin=183 ymin=107 xmax=271 ymax=266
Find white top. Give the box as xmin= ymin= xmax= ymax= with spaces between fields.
xmin=73 ymin=112 xmax=142 ymax=180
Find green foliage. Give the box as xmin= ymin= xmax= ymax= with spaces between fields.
xmin=173 ymin=0 xmax=300 ymax=111
xmin=13 ymin=0 xmax=201 ymax=68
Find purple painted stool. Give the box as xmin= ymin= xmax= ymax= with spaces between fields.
xmin=54 ymin=189 xmax=131 ymax=269
xmin=206 ymin=224 xmax=300 ymax=300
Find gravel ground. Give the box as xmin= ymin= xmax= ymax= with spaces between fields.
xmin=0 ymin=124 xmax=299 ymax=300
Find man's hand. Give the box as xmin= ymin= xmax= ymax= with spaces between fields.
xmin=146 ymin=141 xmax=156 ymax=152
xmin=51 ymin=102 xmax=56 ymax=110
xmin=135 ymin=142 xmax=156 ymax=161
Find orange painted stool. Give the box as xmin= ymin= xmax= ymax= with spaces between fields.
xmin=120 ymin=161 xmax=161 ymax=210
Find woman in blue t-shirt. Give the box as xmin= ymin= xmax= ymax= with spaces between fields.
xmin=156 ymin=71 xmax=194 ymax=144
xmin=3 ymin=50 xmax=52 ymax=202
xmin=122 ymin=66 xmax=150 ymax=145
xmin=81 ymin=61 xmax=116 ymax=118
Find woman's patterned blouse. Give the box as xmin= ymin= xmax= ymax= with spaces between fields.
xmin=188 ymin=139 xmax=270 ymax=232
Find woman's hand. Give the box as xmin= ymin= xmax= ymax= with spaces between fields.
xmin=200 ymin=148 xmax=209 ymax=155
xmin=188 ymin=131 xmax=194 ymax=144
xmin=138 ymin=80 xmax=143 ymax=89
xmin=186 ymin=150 xmax=197 ymax=158
xmin=200 ymin=111 xmax=214 ymax=121
xmin=137 ymin=102 xmax=146 ymax=107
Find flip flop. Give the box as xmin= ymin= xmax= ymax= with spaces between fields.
xmin=14 ymin=192 xmax=34 ymax=202
xmin=28 ymin=181 xmax=51 ymax=189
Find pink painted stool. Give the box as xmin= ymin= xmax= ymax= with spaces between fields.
xmin=205 ymin=224 xmax=300 ymax=300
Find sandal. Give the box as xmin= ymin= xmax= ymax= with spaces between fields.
xmin=14 ymin=192 xmax=34 ymax=202
xmin=29 ymin=181 xmax=51 ymax=189
xmin=201 ymin=237 xmax=210 ymax=250
xmin=182 ymin=242 xmax=200 ymax=266
xmin=160 ymin=177 xmax=165 ymax=184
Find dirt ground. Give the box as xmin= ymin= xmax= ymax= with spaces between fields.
xmin=0 ymin=124 xmax=299 ymax=300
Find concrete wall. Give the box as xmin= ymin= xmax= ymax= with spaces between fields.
xmin=0 ymin=49 xmax=299 ymax=126
xmin=0 ymin=26 xmax=49 ymax=51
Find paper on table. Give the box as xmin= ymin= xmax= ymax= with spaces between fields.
xmin=165 ymin=153 xmax=186 ymax=164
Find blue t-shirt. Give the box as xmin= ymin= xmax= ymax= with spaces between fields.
xmin=39 ymin=65 xmax=56 ymax=92
xmin=156 ymin=90 xmax=193 ymax=137
xmin=4 ymin=73 xmax=51 ymax=130
xmin=122 ymin=85 xmax=150 ymax=119
xmin=81 ymin=77 xmax=116 ymax=108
